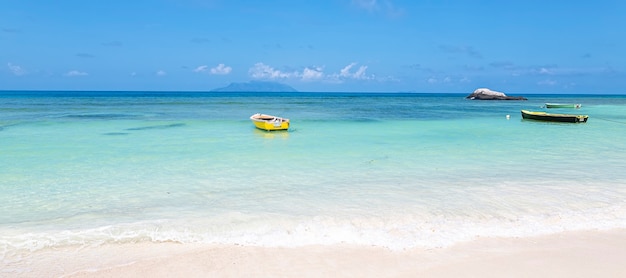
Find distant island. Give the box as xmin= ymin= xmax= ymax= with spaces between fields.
xmin=211 ymin=81 xmax=298 ymax=92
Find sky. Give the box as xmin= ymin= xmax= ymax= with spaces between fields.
xmin=1 ymin=0 xmax=625 ymax=94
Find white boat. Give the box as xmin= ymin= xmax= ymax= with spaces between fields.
xmin=249 ymin=113 xmax=290 ymax=131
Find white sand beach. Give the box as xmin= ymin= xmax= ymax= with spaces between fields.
xmin=6 ymin=229 xmax=625 ymax=278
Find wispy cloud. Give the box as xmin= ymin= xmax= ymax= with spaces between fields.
xmin=439 ymin=44 xmax=482 ymax=59
xmin=489 ymin=61 xmax=517 ymax=70
xmin=211 ymin=63 xmax=232 ymax=75
xmin=65 ymin=70 xmax=88 ymax=77
xmin=249 ymin=62 xmax=377 ymax=83
xmin=2 ymin=27 xmax=20 ymax=33
xmin=194 ymin=64 xmax=233 ymax=75
xmin=7 ymin=63 xmax=26 ymax=76
xmin=261 ymin=43 xmax=283 ymax=49
xmin=405 ymin=64 xmax=421 ymax=70
xmin=426 ymin=75 xmax=470 ymax=84
xmin=335 ymin=62 xmax=373 ymax=80
xmin=156 ymin=70 xmax=166 ymax=76
xmin=531 ymin=66 xmax=616 ymax=76
xmin=404 ymin=63 xmax=438 ymax=74
xmin=427 ymin=76 xmax=452 ymax=84
xmin=193 ymin=65 xmax=209 ymax=72
xmin=487 ymin=61 xmax=619 ymax=90
xmin=536 ymin=67 xmax=553 ymax=75
xmin=491 ymin=62 xmax=558 ymax=77
xmin=351 ymin=0 xmax=404 ymax=17
xmin=502 ymin=64 xmax=616 ymax=77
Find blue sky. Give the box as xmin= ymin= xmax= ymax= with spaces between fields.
xmin=1 ymin=0 xmax=625 ymax=93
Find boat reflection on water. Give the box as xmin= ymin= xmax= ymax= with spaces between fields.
xmin=253 ymin=128 xmax=290 ymax=139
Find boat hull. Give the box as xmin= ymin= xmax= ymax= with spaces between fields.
xmin=545 ymin=103 xmax=581 ymax=109
xmin=250 ymin=113 xmax=290 ymax=131
xmin=521 ymin=110 xmax=588 ymax=123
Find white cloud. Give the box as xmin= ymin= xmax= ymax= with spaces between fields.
xmin=210 ymin=63 xmax=232 ymax=75
xmin=249 ymin=62 xmax=297 ymax=79
xmin=538 ymin=67 xmax=553 ymax=75
xmin=427 ymin=77 xmax=437 ymax=84
xmin=65 ymin=70 xmax=88 ymax=77
xmin=156 ymin=70 xmax=166 ymax=76
xmin=339 ymin=63 xmax=356 ymax=77
xmin=354 ymin=65 xmax=371 ymax=79
xmin=336 ymin=62 xmax=373 ymax=80
xmin=193 ymin=65 xmax=209 ymax=72
xmin=7 ymin=63 xmax=26 ymax=76
xmin=301 ymin=66 xmax=324 ymax=81
xmin=249 ymin=62 xmax=378 ymax=83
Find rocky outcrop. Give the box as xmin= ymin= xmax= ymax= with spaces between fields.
xmin=466 ymin=88 xmax=527 ymax=100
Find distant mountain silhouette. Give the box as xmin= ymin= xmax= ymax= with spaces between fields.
xmin=212 ymin=81 xmax=297 ymax=92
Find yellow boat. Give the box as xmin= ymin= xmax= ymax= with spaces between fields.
xmin=250 ymin=113 xmax=290 ymax=131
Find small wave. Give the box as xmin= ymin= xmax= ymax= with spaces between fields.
xmin=351 ymin=118 xmax=379 ymax=123
xmin=64 ymin=113 xmax=137 ymax=119
xmin=2 ymin=205 xmax=625 ymax=261
xmin=0 ymin=122 xmax=22 ymax=130
xmin=125 ymin=123 xmax=185 ymax=131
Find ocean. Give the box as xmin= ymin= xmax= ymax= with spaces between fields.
xmin=1 ymin=91 xmax=626 ymax=262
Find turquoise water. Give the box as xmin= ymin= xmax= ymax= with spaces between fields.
xmin=1 ymin=91 xmax=626 ymax=259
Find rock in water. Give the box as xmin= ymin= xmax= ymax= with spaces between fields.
xmin=466 ymin=88 xmax=527 ymax=100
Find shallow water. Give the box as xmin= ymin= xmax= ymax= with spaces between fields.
xmin=1 ymin=91 xmax=626 ymax=259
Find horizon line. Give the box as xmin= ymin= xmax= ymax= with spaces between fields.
xmin=1 ymin=89 xmax=625 ymax=96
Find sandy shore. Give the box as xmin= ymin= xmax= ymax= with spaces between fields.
xmin=4 ymin=229 xmax=626 ymax=278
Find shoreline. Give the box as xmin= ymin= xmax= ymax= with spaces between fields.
xmin=4 ymin=229 xmax=626 ymax=278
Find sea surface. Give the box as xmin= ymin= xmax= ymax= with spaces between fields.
xmin=1 ymin=91 xmax=626 ymax=262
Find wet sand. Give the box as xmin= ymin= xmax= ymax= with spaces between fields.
xmin=5 ymin=229 xmax=626 ymax=278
